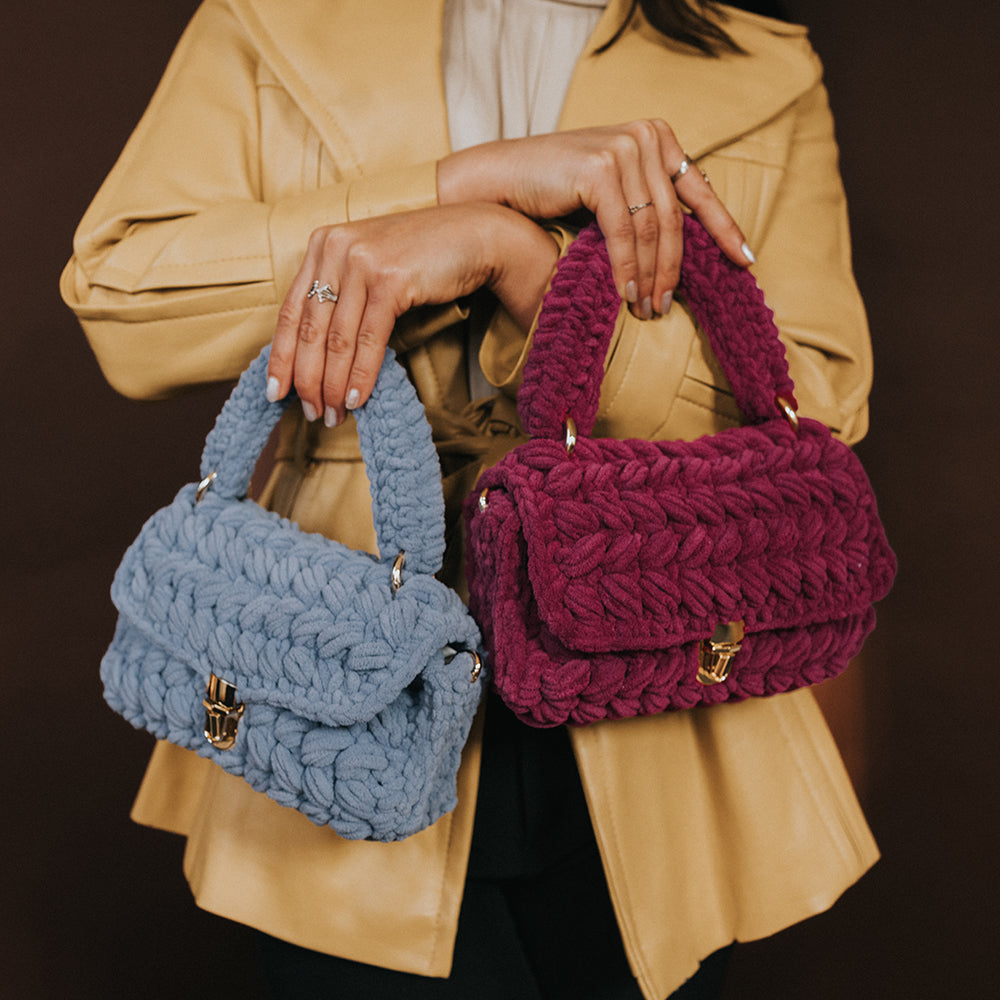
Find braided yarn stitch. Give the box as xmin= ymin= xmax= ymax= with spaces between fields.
xmin=103 ymin=348 xmax=484 ymax=841
xmin=464 ymin=220 xmax=895 ymax=728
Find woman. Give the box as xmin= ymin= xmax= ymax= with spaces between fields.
xmin=62 ymin=1 xmax=878 ymax=997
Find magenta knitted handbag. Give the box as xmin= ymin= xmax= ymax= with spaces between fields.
xmin=463 ymin=218 xmax=896 ymax=728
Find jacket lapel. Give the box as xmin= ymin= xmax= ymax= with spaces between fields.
xmin=235 ymin=0 xmax=451 ymax=176
xmin=561 ymin=0 xmax=821 ymax=158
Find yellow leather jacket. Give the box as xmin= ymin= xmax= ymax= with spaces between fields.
xmin=61 ymin=2 xmax=878 ymax=997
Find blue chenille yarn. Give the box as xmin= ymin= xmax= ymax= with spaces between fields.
xmin=101 ymin=347 xmax=485 ymax=842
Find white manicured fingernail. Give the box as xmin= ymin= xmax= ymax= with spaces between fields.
xmin=345 ymin=388 xmax=360 ymax=410
xmin=324 ymin=406 xmax=339 ymax=428
xmin=266 ymin=376 xmax=281 ymax=403
xmin=741 ymin=242 xmax=757 ymax=265
xmin=301 ymin=401 xmax=318 ymax=422
xmin=625 ymin=280 xmax=638 ymax=304
xmin=661 ymin=291 xmax=673 ymax=315
xmin=640 ymin=296 xmax=652 ymax=320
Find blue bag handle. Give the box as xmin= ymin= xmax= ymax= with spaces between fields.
xmin=198 ymin=346 xmax=446 ymax=575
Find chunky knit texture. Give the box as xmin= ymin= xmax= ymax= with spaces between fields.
xmin=103 ymin=347 xmax=484 ymax=841
xmin=465 ymin=219 xmax=896 ymax=728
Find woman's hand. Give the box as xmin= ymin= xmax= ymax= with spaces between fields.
xmin=437 ymin=120 xmax=752 ymax=319
xmin=267 ymin=204 xmax=559 ymax=425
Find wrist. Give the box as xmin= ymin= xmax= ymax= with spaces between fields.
xmin=484 ymin=208 xmax=559 ymax=331
xmin=437 ymin=145 xmax=501 ymax=207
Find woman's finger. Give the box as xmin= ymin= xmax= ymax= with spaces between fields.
xmin=269 ymin=250 xmax=321 ymax=403
xmin=613 ymin=126 xmax=660 ymax=319
xmin=317 ymin=265 xmax=368 ymax=426
xmin=637 ymin=120 xmax=687 ymax=314
xmin=291 ymin=274 xmax=340 ymax=422
xmin=670 ymin=150 xmax=755 ymax=267
xmin=341 ymin=289 xmax=398 ymax=416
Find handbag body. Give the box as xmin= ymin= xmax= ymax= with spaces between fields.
xmin=102 ymin=347 xmax=484 ymax=841
xmin=464 ymin=219 xmax=896 ymax=728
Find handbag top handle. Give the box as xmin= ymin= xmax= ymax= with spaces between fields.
xmin=198 ymin=346 xmax=447 ymax=575
xmin=518 ymin=217 xmax=798 ymax=440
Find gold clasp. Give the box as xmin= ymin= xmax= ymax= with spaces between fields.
xmin=203 ymin=674 xmax=245 ymax=750
xmin=697 ymin=621 xmax=745 ymax=685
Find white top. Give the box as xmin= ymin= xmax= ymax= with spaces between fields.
xmin=442 ymin=0 xmax=609 ymax=396
xmin=442 ymin=0 xmax=608 ymax=149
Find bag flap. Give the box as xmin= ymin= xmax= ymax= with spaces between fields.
xmin=110 ymin=485 xmax=481 ymax=727
xmin=477 ymin=419 xmax=896 ymax=654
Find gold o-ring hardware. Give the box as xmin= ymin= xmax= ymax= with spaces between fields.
xmin=469 ymin=651 xmax=483 ymax=683
xmin=478 ymin=488 xmax=490 ymax=513
xmin=391 ymin=551 xmax=406 ymax=594
xmin=775 ymin=396 xmax=800 ymax=434
xmin=195 ymin=471 xmax=217 ymax=504
xmin=564 ymin=416 xmax=578 ymax=456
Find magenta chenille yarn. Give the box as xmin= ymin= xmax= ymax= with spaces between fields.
xmin=464 ymin=218 xmax=896 ymax=728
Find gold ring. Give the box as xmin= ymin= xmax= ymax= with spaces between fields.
xmin=671 ymin=153 xmax=707 ymax=185
xmin=627 ymin=200 xmax=654 ymax=215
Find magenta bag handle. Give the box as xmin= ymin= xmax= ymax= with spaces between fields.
xmin=517 ymin=217 xmax=798 ymax=439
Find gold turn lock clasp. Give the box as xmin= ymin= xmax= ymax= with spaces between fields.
xmin=203 ymin=674 xmax=245 ymax=750
xmin=697 ymin=621 xmax=745 ymax=685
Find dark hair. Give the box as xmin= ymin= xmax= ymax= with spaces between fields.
xmin=598 ymin=1 xmax=791 ymax=57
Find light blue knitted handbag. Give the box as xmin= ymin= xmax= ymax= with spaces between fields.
xmin=101 ymin=346 xmax=485 ymax=842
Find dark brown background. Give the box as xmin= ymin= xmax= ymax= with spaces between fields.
xmin=3 ymin=2 xmax=996 ymax=996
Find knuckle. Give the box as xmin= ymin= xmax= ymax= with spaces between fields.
xmin=344 ymin=241 xmax=375 ymax=271
xmin=629 ymin=119 xmax=658 ymax=146
xmin=320 ymin=227 xmax=347 ymax=255
xmin=657 ymin=119 xmax=676 ymax=141
xmin=608 ymin=217 xmax=637 ymax=247
xmin=633 ymin=214 xmax=659 ymax=244
xmin=296 ymin=316 xmax=325 ymax=346
xmin=590 ymin=148 xmax=619 ymax=179
xmin=355 ymin=325 xmax=385 ymax=352
xmin=275 ymin=300 xmax=300 ymax=332
xmin=657 ymin=250 xmax=682 ymax=287
xmin=325 ymin=324 xmax=355 ymax=358
xmin=354 ymin=327 xmax=387 ymax=367
xmin=608 ymin=133 xmax=640 ymax=160
xmin=661 ymin=203 xmax=684 ymax=234
xmin=308 ymin=227 xmax=330 ymax=253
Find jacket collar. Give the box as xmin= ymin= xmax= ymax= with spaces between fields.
xmin=231 ymin=0 xmax=818 ymax=171
xmin=561 ymin=0 xmax=820 ymax=156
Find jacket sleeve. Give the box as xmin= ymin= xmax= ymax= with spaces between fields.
xmin=59 ymin=0 xmax=441 ymax=400
xmin=748 ymin=79 xmax=872 ymax=445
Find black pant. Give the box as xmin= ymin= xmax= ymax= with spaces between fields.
xmin=256 ymin=697 xmax=731 ymax=999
